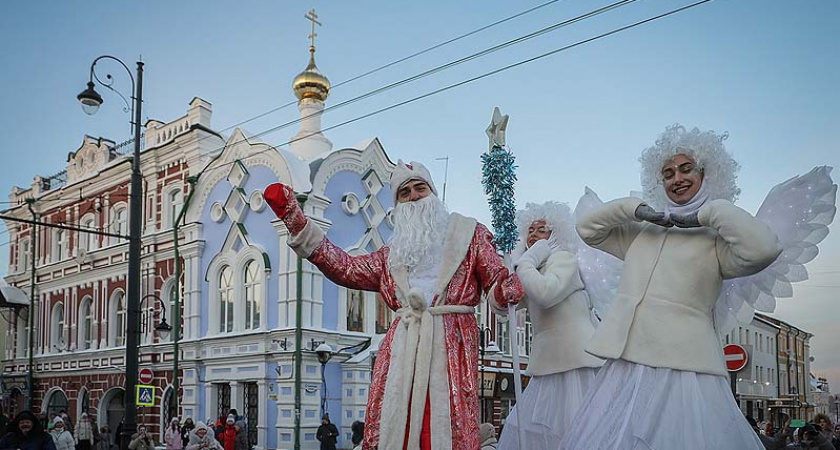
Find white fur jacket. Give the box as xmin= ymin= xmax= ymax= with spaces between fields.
xmin=498 ymin=250 xmax=604 ymax=376
xmin=576 ymin=197 xmax=781 ymax=376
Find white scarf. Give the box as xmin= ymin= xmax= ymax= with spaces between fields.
xmin=663 ymin=180 xmax=709 ymax=221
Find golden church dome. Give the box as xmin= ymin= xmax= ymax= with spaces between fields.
xmin=292 ymin=48 xmax=330 ymax=102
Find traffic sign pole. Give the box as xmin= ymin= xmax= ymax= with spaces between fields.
xmin=723 ymin=344 xmax=748 ymax=403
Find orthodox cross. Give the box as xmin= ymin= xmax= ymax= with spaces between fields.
xmin=305 ymin=9 xmax=322 ymax=49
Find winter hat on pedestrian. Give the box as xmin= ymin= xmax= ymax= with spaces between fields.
xmin=389 ymin=160 xmax=438 ymax=203
xmin=226 ymin=414 xmax=235 ymax=424
xmin=234 ymin=420 xmax=245 ymax=430
xmin=53 ymin=417 xmax=64 ymax=426
xmin=193 ymin=421 xmax=209 ymax=434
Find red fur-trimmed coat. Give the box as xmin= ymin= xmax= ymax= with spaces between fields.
xmin=297 ymin=213 xmax=522 ymax=450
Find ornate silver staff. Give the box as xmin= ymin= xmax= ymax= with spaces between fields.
xmin=481 ymin=107 xmax=525 ymax=449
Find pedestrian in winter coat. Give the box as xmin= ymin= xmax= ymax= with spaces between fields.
xmin=479 ymin=423 xmax=498 ymax=450
xmin=233 ymin=421 xmax=248 ymax=450
xmin=213 ymin=419 xmax=225 ymax=445
xmin=75 ymin=413 xmax=96 ymax=450
xmin=315 ymin=415 xmax=338 ymax=450
xmin=0 ymin=410 xmax=58 ymax=450
xmin=57 ymin=413 xmax=72 ymax=437
xmin=350 ymin=421 xmax=364 ymax=450
xmin=181 ymin=418 xmax=195 ymax=449
xmin=164 ymin=417 xmax=183 ymax=450
xmin=98 ymin=426 xmax=114 ymax=450
xmin=221 ymin=416 xmax=236 ymax=450
xmin=797 ymin=424 xmax=836 ymax=450
xmin=128 ymin=426 xmax=153 ymax=450
xmin=185 ymin=422 xmax=222 ymax=450
xmin=49 ymin=418 xmax=75 ymax=450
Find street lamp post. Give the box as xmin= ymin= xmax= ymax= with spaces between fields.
xmin=78 ymin=56 xmax=144 ymax=450
xmin=24 ymin=199 xmax=37 ymax=410
xmin=479 ymin=326 xmax=500 ymax=423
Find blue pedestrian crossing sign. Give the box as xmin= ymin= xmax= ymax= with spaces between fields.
xmin=137 ymin=385 xmax=155 ymax=407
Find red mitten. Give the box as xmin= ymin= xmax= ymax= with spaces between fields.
xmin=494 ymin=271 xmax=524 ymax=308
xmin=264 ymin=183 xmax=307 ymax=234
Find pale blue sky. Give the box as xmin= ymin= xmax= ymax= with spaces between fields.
xmin=2 ymin=1 xmax=838 ymax=387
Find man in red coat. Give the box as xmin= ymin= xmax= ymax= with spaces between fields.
xmin=265 ymin=160 xmax=523 ymax=450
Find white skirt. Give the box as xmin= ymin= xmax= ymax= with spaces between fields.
xmin=558 ymin=359 xmax=765 ymax=450
xmin=497 ymin=367 xmax=598 ymax=450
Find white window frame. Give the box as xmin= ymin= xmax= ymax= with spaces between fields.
xmin=51 ymin=302 xmax=66 ymax=353
xmin=207 ymin=249 xmax=268 ymax=335
xmin=78 ymin=296 xmax=93 ymax=350
xmin=18 ymin=237 xmax=30 ymax=273
xmin=111 ymin=204 xmax=128 ymax=246
xmin=109 ymin=290 xmax=127 ymax=347
xmin=219 ymin=266 xmax=234 ymax=334
xmin=80 ymin=214 xmax=97 ymax=251
xmin=53 ymin=229 xmax=66 ymax=262
xmin=243 ymin=260 xmax=262 ymax=330
xmin=163 ymin=185 xmax=184 ymax=230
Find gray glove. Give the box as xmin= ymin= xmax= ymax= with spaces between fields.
xmin=634 ymin=204 xmax=672 ymax=228
xmin=669 ymin=211 xmax=701 ymax=228
xmin=514 ymin=239 xmax=552 ymax=269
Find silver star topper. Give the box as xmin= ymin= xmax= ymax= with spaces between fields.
xmin=486 ymin=107 xmax=510 ymax=150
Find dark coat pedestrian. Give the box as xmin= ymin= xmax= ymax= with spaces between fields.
xmin=315 ymin=415 xmax=338 ymax=450
xmin=0 ymin=411 xmax=58 ymax=450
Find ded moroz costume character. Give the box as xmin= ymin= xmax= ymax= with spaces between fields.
xmin=495 ymin=201 xmax=603 ymax=450
xmin=562 ymin=124 xmax=804 ymax=450
xmin=264 ymin=160 xmax=524 ymax=450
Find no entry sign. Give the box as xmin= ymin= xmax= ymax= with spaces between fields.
xmin=723 ymin=344 xmax=748 ymax=372
xmin=139 ymin=368 xmax=154 ymax=385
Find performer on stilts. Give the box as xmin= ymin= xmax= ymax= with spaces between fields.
xmin=494 ymin=201 xmax=603 ymax=450
xmin=560 ymin=124 xmax=836 ymax=449
xmin=264 ymin=160 xmax=524 ymax=450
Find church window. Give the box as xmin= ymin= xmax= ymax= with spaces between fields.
xmin=219 ymin=266 xmax=234 ymax=333
xmin=244 ymin=261 xmax=262 ymax=330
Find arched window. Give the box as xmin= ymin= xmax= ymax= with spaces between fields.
xmin=219 ymin=266 xmax=233 ymax=333
xmin=18 ymin=237 xmax=30 ymax=273
xmin=53 ymin=229 xmax=66 ymax=261
xmin=81 ymin=215 xmax=97 ymax=251
xmin=166 ymin=282 xmax=177 ymax=342
xmin=244 ymin=261 xmax=262 ymax=330
xmin=115 ymin=292 xmax=127 ymax=346
xmin=112 ymin=206 xmax=127 ymax=245
xmin=79 ymin=297 xmax=93 ymax=350
xmin=164 ymin=187 xmax=183 ymax=229
xmin=51 ymin=302 xmax=65 ymax=352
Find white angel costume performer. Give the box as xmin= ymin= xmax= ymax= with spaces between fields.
xmin=495 ymin=202 xmax=603 ymax=450
xmin=561 ymin=124 xmax=837 ymax=450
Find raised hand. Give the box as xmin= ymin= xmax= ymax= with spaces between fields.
xmin=515 ymin=239 xmax=552 ymax=269
xmin=634 ymin=204 xmax=672 ymax=228
xmin=669 ymin=211 xmax=701 ymax=228
xmin=264 ymin=183 xmax=307 ymax=234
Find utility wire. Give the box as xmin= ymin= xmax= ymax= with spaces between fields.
xmin=197 ymin=0 xmax=715 ymax=178
xmin=7 ymin=0 xmax=622 ymax=210
xmin=170 ymin=0 xmax=637 ymax=174
xmin=148 ymin=0 xmax=566 ymax=153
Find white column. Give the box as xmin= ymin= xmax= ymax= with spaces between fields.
xmin=256 ymin=380 xmax=268 ymax=450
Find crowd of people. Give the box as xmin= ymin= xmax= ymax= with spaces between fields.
xmin=0 ymin=409 xmax=258 ymax=450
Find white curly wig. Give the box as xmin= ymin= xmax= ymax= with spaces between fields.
xmin=639 ymin=124 xmax=741 ymax=209
xmin=514 ymin=201 xmax=577 ymax=256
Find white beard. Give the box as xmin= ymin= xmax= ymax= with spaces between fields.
xmin=387 ymin=195 xmax=450 ymax=272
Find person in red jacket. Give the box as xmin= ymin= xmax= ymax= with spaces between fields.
xmin=221 ymin=416 xmax=236 ymax=450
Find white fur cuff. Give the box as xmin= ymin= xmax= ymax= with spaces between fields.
xmin=288 ymin=220 xmax=325 ymax=258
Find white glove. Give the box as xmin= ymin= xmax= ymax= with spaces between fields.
xmin=514 ymin=239 xmax=552 ymax=269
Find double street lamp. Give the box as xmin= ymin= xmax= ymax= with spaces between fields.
xmin=78 ymin=55 xmax=144 ymax=450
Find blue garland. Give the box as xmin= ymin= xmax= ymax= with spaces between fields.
xmin=481 ymin=145 xmax=519 ymax=254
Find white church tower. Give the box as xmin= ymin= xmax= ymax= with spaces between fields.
xmin=289 ymin=9 xmax=333 ymax=160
